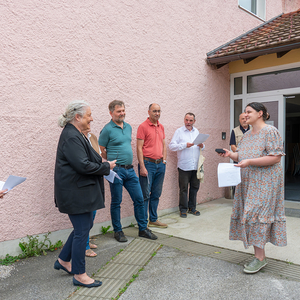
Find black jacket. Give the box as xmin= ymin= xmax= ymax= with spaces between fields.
xmin=54 ymin=123 xmax=110 ymax=214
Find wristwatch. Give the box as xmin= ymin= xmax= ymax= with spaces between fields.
xmin=163 ymin=160 xmax=167 ymax=164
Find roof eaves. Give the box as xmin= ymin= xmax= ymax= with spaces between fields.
xmin=206 ymin=13 xmax=283 ymax=57
xmin=206 ymin=41 xmax=300 ymax=66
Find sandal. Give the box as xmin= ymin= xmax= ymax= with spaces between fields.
xmin=89 ymin=243 xmax=97 ymax=249
xmin=85 ymin=249 xmax=97 ymax=257
xmin=180 ymin=211 xmax=187 ymax=218
xmin=188 ymin=209 xmax=200 ymax=216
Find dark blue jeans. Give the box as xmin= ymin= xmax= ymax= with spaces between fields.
xmin=178 ymin=168 xmax=200 ymax=212
xmin=59 ymin=212 xmax=93 ymax=274
xmin=109 ymin=166 xmax=147 ymax=233
xmin=139 ymin=161 xmax=166 ymax=222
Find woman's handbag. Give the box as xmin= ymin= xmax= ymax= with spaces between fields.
xmin=197 ymin=148 xmax=205 ymax=182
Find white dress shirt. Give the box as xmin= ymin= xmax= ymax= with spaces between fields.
xmin=169 ymin=126 xmax=205 ymax=171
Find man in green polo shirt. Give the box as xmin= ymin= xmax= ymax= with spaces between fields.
xmin=99 ymin=100 xmax=157 ymax=242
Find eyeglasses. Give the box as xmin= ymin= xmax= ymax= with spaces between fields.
xmin=151 ymin=110 xmax=161 ymax=113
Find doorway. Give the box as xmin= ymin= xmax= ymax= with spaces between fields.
xmin=285 ymin=94 xmax=300 ymax=201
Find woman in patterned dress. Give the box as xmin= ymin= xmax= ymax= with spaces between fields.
xmin=219 ymin=102 xmax=286 ymax=274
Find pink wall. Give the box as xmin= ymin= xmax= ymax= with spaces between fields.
xmin=282 ymin=0 xmax=300 ymax=13
xmin=0 ymin=1 xmax=285 ymax=243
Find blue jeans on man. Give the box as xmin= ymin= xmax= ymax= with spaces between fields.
xmin=139 ymin=160 xmax=166 ymax=222
xmin=109 ymin=166 xmax=148 ymax=233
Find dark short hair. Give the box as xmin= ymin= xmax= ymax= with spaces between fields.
xmin=109 ymin=100 xmax=125 ymax=112
xmin=185 ymin=112 xmax=195 ymax=120
xmin=246 ymin=102 xmax=270 ymax=121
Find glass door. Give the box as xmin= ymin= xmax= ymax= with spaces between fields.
xmin=245 ymin=94 xmax=285 ymax=169
xmin=284 ymin=94 xmax=300 ymax=201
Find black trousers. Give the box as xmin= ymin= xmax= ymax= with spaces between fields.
xmin=178 ymin=168 xmax=200 ymax=212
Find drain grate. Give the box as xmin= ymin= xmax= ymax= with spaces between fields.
xmin=285 ymin=208 xmax=300 ymax=218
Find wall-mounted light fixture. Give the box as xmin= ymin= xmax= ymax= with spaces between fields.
xmin=222 ymin=132 xmax=226 ymax=140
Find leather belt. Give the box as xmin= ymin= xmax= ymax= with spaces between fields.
xmin=116 ymin=164 xmax=133 ymax=169
xmin=144 ymin=157 xmax=163 ymax=164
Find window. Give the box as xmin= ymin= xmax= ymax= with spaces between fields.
xmin=247 ymin=67 xmax=300 ymax=93
xmin=234 ymin=99 xmax=243 ymax=127
xmin=239 ymin=0 xmax=265 ymax=20
xmin=234 ymin=77 xmax=243 ymax=95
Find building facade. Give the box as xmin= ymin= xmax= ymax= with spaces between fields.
xmin=0 ymin=0 xmax=297 ymax=257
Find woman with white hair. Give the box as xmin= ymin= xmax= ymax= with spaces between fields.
xmin=54 ymin=100 xmax=116 ymax=288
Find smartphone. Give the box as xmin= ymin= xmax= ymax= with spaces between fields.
xmin=215 ymin=148 xmax=225 ymax=153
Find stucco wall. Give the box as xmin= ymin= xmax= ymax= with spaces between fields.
xmin=0 ymin=0 xmax=285 ymax=246
xmin=282 ymin=0 xmax=300 ymax=13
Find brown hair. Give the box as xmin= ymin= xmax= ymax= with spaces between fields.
xmin=108 ymin=100 xmax=125 ymax=112
xmin=246 ymin=102 xmax=270 ymax=121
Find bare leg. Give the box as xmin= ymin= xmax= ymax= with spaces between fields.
xmin=254 ymin=246 xmax=265 ymax=261
xmin=58 ymin=258 xmax=72 ymax=273
xmin=74 ymin=272 xmax=95 ymax=284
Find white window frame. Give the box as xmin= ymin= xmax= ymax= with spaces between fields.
xmin=238 ymin=0 xmax=266 ymax=21
xmin=230 ymin=62 xmax=300 ymax=171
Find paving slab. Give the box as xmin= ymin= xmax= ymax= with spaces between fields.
xmin=151 ymin=198 xmax=300 ymax=265
xmin=119 ymin=246 xmax=300 ymax=300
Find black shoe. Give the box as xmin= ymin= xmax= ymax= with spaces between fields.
xmin=73 ymin=277 xmax=102 ymax=288
xmin=114 ymin=231 xmax=128 ymax=242
xmin=54 ymin=260 xmax=73 ymax=274
xmin=139 ymin=228 xmax=158 ymax=240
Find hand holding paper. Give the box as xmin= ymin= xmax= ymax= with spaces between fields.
xmin=0 ymin=175 xmax=27 ymax=193
xmin=217 ymin=163 xmax=241 ymax=187
xmin=0 ymin=189 xmax=7 ymax=198
xmin=192 ymin=133 xmax=209 ymax=145
xmin=104 ymin=170 xmax=121 ymax=183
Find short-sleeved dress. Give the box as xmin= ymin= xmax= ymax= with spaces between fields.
xmin=230 ymin=125 xmax=287 ymax=249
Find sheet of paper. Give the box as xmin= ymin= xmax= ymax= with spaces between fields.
xmin=0 ymin=181 xmax=5 ymax=190
xmin=2 ymin=175 xmax=26 ymax=192
xmin=193 ymin=133 xmax=209 ymax=145
xmin=104 ymin=170 xmax=121 ymax=183
xmin=217 ymin=163 xmax=241 ymax=187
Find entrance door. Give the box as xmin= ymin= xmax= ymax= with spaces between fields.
xmin=245 ymin=94 xmax=284 ymax=137
xmin=245 ymin=95 xmax=285 ymax=170
xmin=284 ymin=94 xmax=300 ymax=201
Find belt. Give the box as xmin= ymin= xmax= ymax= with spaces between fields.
xmin=144 ymin=157 xmax=163 ymax=164
xmin=115 ymin=164 xmax=133 ymax=169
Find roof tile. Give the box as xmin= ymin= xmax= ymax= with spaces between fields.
xmin=207 ymin=9 xmax=300 ymax=61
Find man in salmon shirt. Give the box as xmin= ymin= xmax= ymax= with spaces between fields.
xmin=137 ymin=103 xmax=168 ymax=228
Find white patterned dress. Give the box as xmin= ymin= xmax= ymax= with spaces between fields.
xmin=230 ymin=125 xmax=287 ymax=249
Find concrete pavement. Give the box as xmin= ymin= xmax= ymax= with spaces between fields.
xmin=1 ymin=198 xmax=300 ymax=300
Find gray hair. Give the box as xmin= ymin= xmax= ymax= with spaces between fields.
xmin=58 ymin=100 xmax=89 ymax=127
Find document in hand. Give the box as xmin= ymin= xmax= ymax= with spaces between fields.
xmin=0 ymin=175 xmax=26 ymax=193
xmin=192 ymin=133 xmax=209 ymax=145
xmin=217 ymin=163 xmax=241 ymax=187
xmin=104 ymin=170 xmax=121 ymax=183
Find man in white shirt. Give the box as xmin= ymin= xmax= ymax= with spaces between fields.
xmin=169 ymin=113 xmax=204 ymax=218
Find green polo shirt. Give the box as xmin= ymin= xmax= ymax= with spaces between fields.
xmin=98 ymin=120 xmax=133 ymax=165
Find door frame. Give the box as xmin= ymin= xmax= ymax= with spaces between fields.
xmin=230 ymin=61 xmax=300 ymax=141
xmin=245 ymin=94 xmax=285 ymax=168
xmin=230 ymin=62 xmax=300 ymax=194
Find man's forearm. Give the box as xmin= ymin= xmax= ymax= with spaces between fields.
xmin=99 ymin=146 xmax=107 ymax=159
xmin=163 ymin=140 xmax=167 ymax=160
xmin=137 ymin=140 xmax=145 ymax=167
